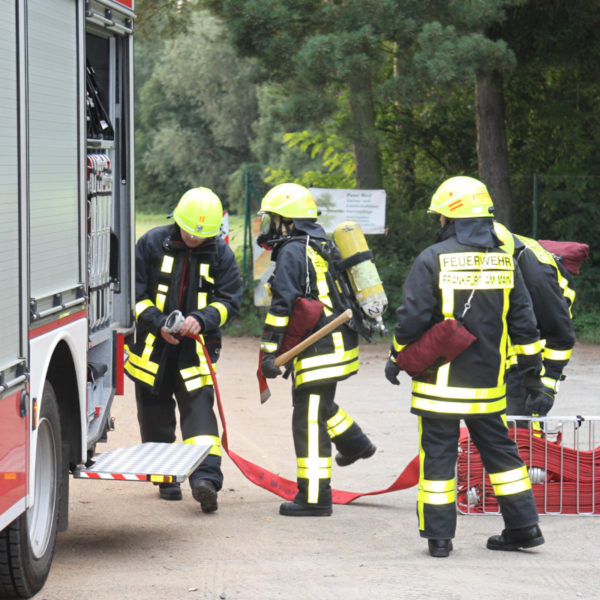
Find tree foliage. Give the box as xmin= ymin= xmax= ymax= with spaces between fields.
xmin=135 ymin=0 xmax=600 ymax=312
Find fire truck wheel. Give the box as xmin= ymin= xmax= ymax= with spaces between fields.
xmin=0 ymin=382 xmax=62 ymax=599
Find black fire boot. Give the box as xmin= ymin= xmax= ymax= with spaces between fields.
xmin=190 ymin=479 xmax=219 ymax=513
xmin=279 ymin=501 xmax=332 ymax=517
xmin=335 ymin=442 xmax=376 ymax=467
xmin=487 ymin=524 xmax=544 ymax=551
xmin=158 ymin=482 xmax=182 ymax=501
xmin=428 ymin=539 xmax=453 ymax=558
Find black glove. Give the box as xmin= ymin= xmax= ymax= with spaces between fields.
xmin=261 ymin=353 xmax=282 ymax=379
xmin=385 ymin=358 xmax=401 ymax=385
xmin=525 ymin=386 xmax=555 ymax=416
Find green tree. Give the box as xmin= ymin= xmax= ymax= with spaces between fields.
xmin=207 ymin=0 xmax=420 ymax=189
xmin=135 ymin=8 xmax=259 ymax=212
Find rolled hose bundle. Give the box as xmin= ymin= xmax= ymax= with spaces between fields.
xmin=457 ymin=426 xmax=600 ymax=514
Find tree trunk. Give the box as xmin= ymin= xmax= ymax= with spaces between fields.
xmin=348 ymin=73 xmax=383 ymax=190
xmin=475 ymin=70 xmax=512 ymax=227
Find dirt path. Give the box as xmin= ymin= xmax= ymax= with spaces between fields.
xmin=42 ymin=339 xmax=600 ymax=600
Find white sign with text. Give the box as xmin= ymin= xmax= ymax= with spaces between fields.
xmin=309 ymin=188 xmax=386 ymax=234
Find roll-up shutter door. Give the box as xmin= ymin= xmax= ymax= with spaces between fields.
xmin=28 ymin=0 xmax=80 ymax=299
xmin=0 ymin=2 xmax=21 ymax=370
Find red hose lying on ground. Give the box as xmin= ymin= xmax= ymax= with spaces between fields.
xmin=197 ymin=335 xmax=419 ymax=504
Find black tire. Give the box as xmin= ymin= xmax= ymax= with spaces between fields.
xmin=0 ymin=382 xmax=62 ymax=598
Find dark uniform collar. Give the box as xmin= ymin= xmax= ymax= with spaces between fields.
xmin=437 ymin=218 xmax=501 ymax=249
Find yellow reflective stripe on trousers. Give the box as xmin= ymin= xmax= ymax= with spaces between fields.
xmin=417 ymin=417 xmax=425 ymax=530
xmin=489 ymin=465 xmax=532 ymax=496
xmin=543 ymin=347 xmax=572 ymax=361
xmin=327 ymin=407 xmax=354 ymax=438
xmin=297 ymin=457 xmax=331 ymax=479
xmin=418 ymin=484 xmax=456 ymax=505
xmin=298 ymin=394 xmax=329 ymax=504
xmin=184 ymin=434 xmax=222 ymax=456
xmin=209 ymin=301 xmax=228 ymax=326
xmin=265 ymin=312 xmax=289 ymax=327
xmin=135 ymin=299 xmax=154 ymax=318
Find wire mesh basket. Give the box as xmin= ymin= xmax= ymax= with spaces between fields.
xmin=457 ymin=416 xmax=600 ymax=516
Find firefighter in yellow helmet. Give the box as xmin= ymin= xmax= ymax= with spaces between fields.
xmin=258 ymin=183 xmax=376 ymax=517
xmin=385 ymin=176 xmax=546 ymax=556
xmin=125 ymin=187 xmax=242 ymax=509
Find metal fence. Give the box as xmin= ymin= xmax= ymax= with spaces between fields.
xmin=457 ymin=416 xmax=600 ymax=516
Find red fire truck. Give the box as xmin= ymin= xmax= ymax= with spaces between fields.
xmin=0 ymin=2 xmax=207 ymax=597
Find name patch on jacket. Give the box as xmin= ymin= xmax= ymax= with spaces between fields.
xmin=439 ymin=252 xmax=513 ymax=271
xmin=439 ymin=252 xmax=514 ymax=290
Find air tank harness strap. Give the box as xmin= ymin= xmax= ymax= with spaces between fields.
xmin=192 ymin=333 xmax=419 ymax=504
xmin=337 ymin=250 xmax=374 ymax=271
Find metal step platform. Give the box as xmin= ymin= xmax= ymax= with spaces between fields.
xmin=73 ymin=442 xmax=211 ymax=483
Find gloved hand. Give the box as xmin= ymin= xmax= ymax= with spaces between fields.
xmin=385 ymin=358 xmax=401 ymax=385
xmin=261 ymin=353 xmax=282 ymax=379
xmin=525 ymin=387 xmax=555 ymax=416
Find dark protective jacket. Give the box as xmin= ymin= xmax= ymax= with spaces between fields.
xmin=513 ymin=234 xmax=575 ymax=389
xmin=125 ymin=224 xmax=242 ymax=393
xmin=391 ymin=219 xmax=543 ymax=419
xmin=260 ymin=222 xmax=359 ymax=390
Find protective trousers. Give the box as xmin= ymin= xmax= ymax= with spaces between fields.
xmin=135 ymin=377 xmax=223 ymax=490
xmin=418 ymin=414 xmax=538 ymax=539
xmin=291 ymin=382 xmax=372 ymax=507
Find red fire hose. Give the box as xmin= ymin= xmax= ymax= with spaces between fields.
xmin=194 ymin=334 xmax=419 ymax=504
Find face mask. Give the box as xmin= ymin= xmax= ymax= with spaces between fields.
xmin=256 ymin=213 xmax=279 ymax=248
xmin=256 ymin=213 xmax=293 ymax=249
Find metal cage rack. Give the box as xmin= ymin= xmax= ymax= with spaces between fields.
xmin=457 ymin=416 xmax=600 ymax=516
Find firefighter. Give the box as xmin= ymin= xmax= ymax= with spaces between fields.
xmin=124 ymin=187 xmax=242 ymax=510
xmin=258 ymin=183 xmax=376 ymax=517
xmin=494 ymin=222 xmax=576 ymax=419
xmin=385 ymin=176 xmax=547 ymax=557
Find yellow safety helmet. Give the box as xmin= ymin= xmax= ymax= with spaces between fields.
xmin=493 ymin=221 xmax=516 ymax=256
xmin=173 ymin=187 xmax=223 ymax=238
xmin=259 ymin=183 xmax=318 ymax=219
xmin=429 ymin=176 xmax=494 ymax=219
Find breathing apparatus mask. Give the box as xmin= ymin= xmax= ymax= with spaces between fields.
xmin=256 ymin=213 xmax=294 ymax=249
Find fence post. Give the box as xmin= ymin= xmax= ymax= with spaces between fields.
xmin=532 ymin=172 xmax=539 ymax=238
xmin=242 ymin=172 xmax=252 ymax=281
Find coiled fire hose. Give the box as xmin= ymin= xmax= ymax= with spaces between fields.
xmin=457 ymin=425 xmax=600 ymax=514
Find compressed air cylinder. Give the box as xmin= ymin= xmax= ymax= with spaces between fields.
xmin=333 ymin=221 xmax=388 ymax=330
